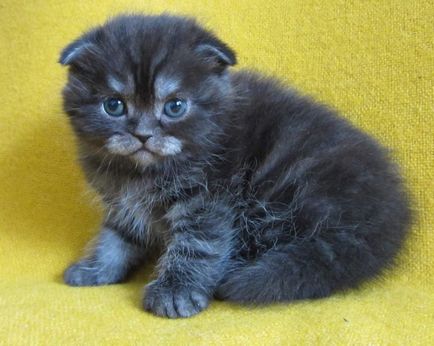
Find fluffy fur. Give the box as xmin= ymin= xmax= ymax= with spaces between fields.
xmin=60 ymin=14 xmax=411 ymax=318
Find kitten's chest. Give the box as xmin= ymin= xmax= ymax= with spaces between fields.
xmin=103 ymin=180 xmax=172 ymax=247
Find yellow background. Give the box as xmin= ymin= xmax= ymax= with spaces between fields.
xmin=0 ymin=1 xmax=432 ymax=344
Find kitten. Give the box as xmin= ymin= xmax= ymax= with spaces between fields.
xmin=60 ymin=14 xmax=411 ymax=318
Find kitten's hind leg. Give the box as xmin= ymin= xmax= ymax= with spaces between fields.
xmin=215 ymin=228 xmax=396 ymax=304
xmin=64 ymin=227 xmax=144 ymax=286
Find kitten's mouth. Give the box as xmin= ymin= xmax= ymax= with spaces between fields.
xmin=131 ymin=147 xmax=156 ymax=165
xmin=105 ymin=134 xmax=181 ymax=165
xmin=131 ymin=147 xmax=153 ymax=155
xmin=131 ymin=145 xmax=161 ymax=157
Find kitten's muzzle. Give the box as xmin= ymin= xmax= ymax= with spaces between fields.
xmin=135 ymin=134 xmax=153 ymax=144
xmin=105 ymin=134 xmax=153 ymax=156
xmin=105 ymin=133 xmax=182 ymax=160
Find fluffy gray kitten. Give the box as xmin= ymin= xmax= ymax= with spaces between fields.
xmin=60 ymin=14 xmax=411 ymax=318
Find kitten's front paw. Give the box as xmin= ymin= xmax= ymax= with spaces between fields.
xmin=64 ymin=261 xmax=114 ymax=286
xmin=143 ymin=280 xmax=209 ymax=318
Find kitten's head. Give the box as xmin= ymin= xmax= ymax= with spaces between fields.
xmin=60 ymin=14 xmax=236 ymax=167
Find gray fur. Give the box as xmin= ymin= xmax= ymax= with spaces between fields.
xmin=64 ymin=227 xmax=144 ymax=286
xmin=60 ymin=14 xmax=411 ymax=318
xmin=107 ymin=76 xmax=125 ymax=93
xmin=154 ymin=75 xmax=181 ymax=100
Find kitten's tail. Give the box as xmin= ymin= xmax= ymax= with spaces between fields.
xmin=215 ymin=231 xmax=403 ymax=304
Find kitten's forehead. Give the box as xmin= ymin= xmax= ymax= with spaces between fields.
xmin=108 ymin=76 xmax=124 ymax=93
xmin=106 ymin=73 xmax=182 ymax=101
xmin=107 ymin=75 xmax=134 ymax=94
xmin=154 ymin=75 xmax=181 ymax=100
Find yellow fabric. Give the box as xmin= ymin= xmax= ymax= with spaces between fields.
xmin=1 ymin=0 xmax=432 ymax=344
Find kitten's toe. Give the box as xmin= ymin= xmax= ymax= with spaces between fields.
xmin=64 ymin=261 xmax=98 ymax=286
xmin=143 ymin=280 xmax=209 ymax=318
xmin=64 ymin=261 xmax=118 ymax=286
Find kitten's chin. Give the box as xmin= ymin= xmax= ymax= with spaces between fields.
xmin=131 ymin=149 xmax=156 ymax=166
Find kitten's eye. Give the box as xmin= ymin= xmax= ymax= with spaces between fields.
xmin=103 ymin=98 xmax=126 ymax=117
xmin=163 ymin=98 xmax=187 ymax=118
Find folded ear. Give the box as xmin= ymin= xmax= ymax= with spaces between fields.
xmin=195 ymin=37 xmax=237 ymax=71
xmin=59 ymin=37 xmax=93 ymax=66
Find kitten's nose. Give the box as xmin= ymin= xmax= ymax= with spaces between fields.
xmin=135 ymin=134 xmax=152 ymax=144
xmin=134 ymin=116 xmax=157 ymax=143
